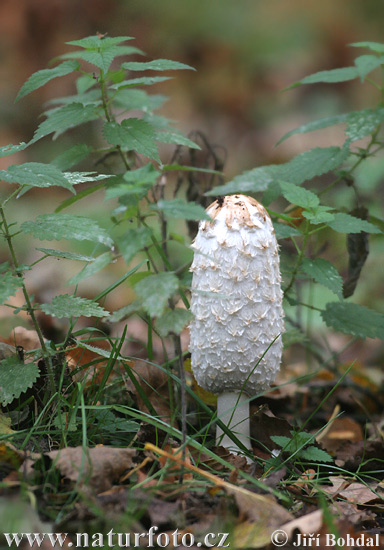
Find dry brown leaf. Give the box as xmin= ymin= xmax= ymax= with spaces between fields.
xmin=281 ymin=509 xmax=323 ymax=539
xmin=338 ymin=482 xmax=378 ymax=505
xmin=319 ymin=417 xmax=363 ymax=454
xmin=146 ymin=442 xmax=293 ymax=549
xmin=46 ymin=446 xmax=136 ymax=494
xmin=330 ymin=501 xmax=376 ymax=524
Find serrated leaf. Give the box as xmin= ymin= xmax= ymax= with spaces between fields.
xmin=155 ymin=130 xmax=200 ymax=149
xmin=103 ymin=119 xmax=160 ymax=162
xmin=52 ymin=144 xmax=92 ymax=170
xmin=36 ymin=248 xmax=96 ymax=262
xmin=16 ymin=60 xmax=79 ymax=102
xmin=64 ymin=36 xmax=137 ymax=72
xmin=0 ymin=356 xmax=40 ymax=406
xmin=105 ymin=165 xmax=159 ymax=202
xmin=302 ymin=206 xmax=335 ymax=224
xmin=0 ymin=142 xmax=30 ymax=158
xmin=117 ymin=227 xmax=153 ymax=264
xmin=299 ymin=446 xmax=333 ymax=463
xmin=123 ymin=59 xmax=195 ymax=71
xmin=41 ymin=294 xmax=109 ymax=318
xmin=0 ymin=264 xmax=22 ymax=305
xmin=291 ymin=66 xmax=359 ymax=88
xmin=156 ymin=308 xmax=193 ymax=338
xmin=21 ymin=214 xmax=113 ymax=247
xmin=111 ymin=76 xmax=173 ymax=90
xmin=108 ymin=300 xmax=142 ymax=322
xmin=63 ymin=172 xmax=112 ymax=185
xmin=34 ymin=103 xmax=100 ymax=141
xmin=152 ymin=199 xmax=211 ymax=221
xmin=66 ymin=36 xmax=134 ymax=49
xmin=328 ymin=213 xmax=381 ymax=234
xmin=345 ymin=107 xmax=384 ymax=141
xmin=91 ymin=409 xmax=139 ymax=433
xmin=68 ymin=252 xmax=113 ymax=285
xmin=0 ymin=163 xmax=75 ymax=193
xmin=53 ymin=412 xmax=78 ymax=432
xmin=276 ymin=114 xmax=349 ymax=145
xmin=207 ymin=146 xmax=349 ymax=196
xmin=302 ymin=258 xmax=343 ymax=299
xmin=206 ymin=166 xmax=274 ymax=196
xmin=354 ymin=55 xmax=384 ymax=80
xmin=350 ymin=41 xmax=384 ymax=53
xmin=273 ymin=223 xmax=302 ymax=239
xmin=134 ymin=272 xmax=179 ymax=317
xmin=114 ymin=89 xmax=168 ymax=112
xmin=279 ymin=181 xmax=319 ymax=209
xmin=321 ymin=302 xmax=384 ymax=339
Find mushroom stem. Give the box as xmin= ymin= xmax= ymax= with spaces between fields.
xmin=216 ymin=391 xmax=250 ymax=452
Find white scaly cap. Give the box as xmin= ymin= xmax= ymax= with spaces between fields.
xmin=189 ymin=195 xmax=284 ymax=452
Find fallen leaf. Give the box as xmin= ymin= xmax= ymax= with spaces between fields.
xmin=338 ymin=482 xmax=378 ymax=505
xmin=0 ymin=412 xmax=14 ymax=435
xmin=281 ymin=509 xmax=323 ymax=539
xmin=319 ymin=417 xmax=363 ymax=454
xmin=158 ymin=445 xmax=193 ymax=483
xmin=45 ymin=446 xmax=136 ymax=494
xmin=145 ymin=442 xmax=293 ymax=549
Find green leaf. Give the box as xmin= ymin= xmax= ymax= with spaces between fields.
xmin=0 ymin=163 xmax=76 ymax=193
xmin=276 ymin=114 xmax=349 ymax=145
xmin=345 ymin=108 xmax=384 ymax=141
xmin=155 ymin=130 xmax=200 ymax=149
xmin=302 ymin=206 xmax=335 ymax=224
xmin=52 ymin=144 xmax=92 ymax=170
xmin=34 ymin=103 xmax=100 ymax=141
xmin=321 ymin=302 xmax=384 ymax=339
xmin=206 ymin=146 xmax=350 ymax=196
xmin=350 ymin=41 xmax=384 ymax=54
xmin=0 ymin=264 xmax=22 ymax=305
xmin=114 ymin=89 xmax=167 ymax=112
xmin=273 ymin=223 xmax=302 ymax=240
xmin=108 ymin=300 xmax=142 ymax=322
xmin=206 ymin=166 xmax=274 ymax=195
xmin=134 ymin=272 xmax=179 ymax=317
xmin=0 ymin=356 xmax=40 ymax=406
xmin=16 ymin=60 xmax=79 ymax=102
xmin=354 ymin=55 xmax=384 ymax=80
xmin=105 ymin=165 xmax=159 ymax=202
xmin=291 ymin=66 xmax=359 ymax=88
xmin=328 ymin=213 xmax=381 ymax=234
xmin=91 ymin=409 xmax=139 ymax=433
xmin=103 ymin=119 xmax=160 ymax=162
xmin=301 ymin=258 xmax=343 ymax=299
xmin=68 ymin=252 xmax=113 ymax=285
xmin=117 ymin=227 xmax=153 ymax=264
xmin=64 ymin=36 xmax=138 ymax=72
xmin=110 ymin=76 xmax=173 ymax=90
xmin=156 ymin=308 xmax=193 ymax=338
xmin=66 ymin=35 xmax=134 ymax=49
xmin=0 ymin=142 xmax=30 ymax=158
xmin=21 ymin=214 xmax=113 ymax=247
xmin=299 ymin=446 xmax=333 ymax=463
xmin=36 ymin=248 xmax=96 ymax=262
xmin=279 ymin=181 xmax=319 ymax=209
xmin=123 ymin=59 xmax=195 ymax=71
xmin=152 ymin=199 xmax=211 ymax=221
xmin=41 ymin=294 xmax=109 ymax=318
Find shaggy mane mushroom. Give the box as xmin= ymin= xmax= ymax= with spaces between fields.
xmin=189 ymin=194 xmax=284 ymax=455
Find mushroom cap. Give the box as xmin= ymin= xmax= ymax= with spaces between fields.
xmin=189 ymin=194 xmax=284 ymax=395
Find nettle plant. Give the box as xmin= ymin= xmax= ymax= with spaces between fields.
xmin=0 ymin=36 xmax=384 ymax=450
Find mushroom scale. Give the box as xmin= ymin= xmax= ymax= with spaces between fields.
xmin=189 ymin=194 xmax=284 ymax=397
